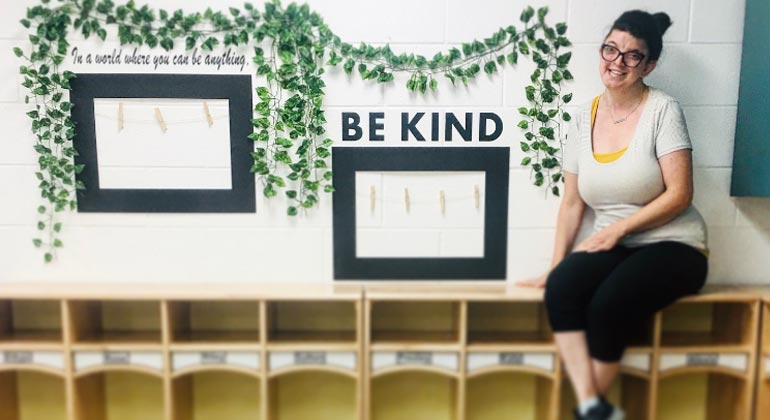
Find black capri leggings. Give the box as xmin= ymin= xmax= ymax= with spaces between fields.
xmin=544 ymin=240 xmax=708 ymax=362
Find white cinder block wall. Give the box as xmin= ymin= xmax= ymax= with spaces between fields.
xmin=1 ymin=0 xmax=768 ymax=284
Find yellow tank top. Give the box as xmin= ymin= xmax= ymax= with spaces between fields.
xmin=591 ymin=96 xmax=628 ymax=163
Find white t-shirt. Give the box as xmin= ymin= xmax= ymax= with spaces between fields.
xmin=562 ymin=87 xmax=708 ymax=253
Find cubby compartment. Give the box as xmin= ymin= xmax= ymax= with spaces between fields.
xmin=656 ymin=372 xmax=751 ymax=420
xmin=660 ymin=301 xmax=756 ymax=347
xmin=169 ymin=301 xmax=260 ymax=344
xmin=267 ymin=301 xmax=357 ymax=344
xmin=173 ymin=370 xmax=261 ymax=420
xmin=69 ymin=301 xmax=162 ymax=345
xmin=74 ymin=370 xmax=164 ymax=420
xmin=466 ymin=301 xmax=552 ymax=345
xmin=0 ymin=370 xmax=67 ymax=420
xmin=559 ymin=373 xmax=650 ymax=420
xmin=371 ymin=371 xmax=457 ymax=420
xmin=466 ymin=371 xmax=555 ymax=420
xmin=758 ymin=376 xmax=770 ymax=420
xmin=756 ymin=301 xmax=770 ymax=419
xmin=0 ymin=300 xmax=62 ymax=344
xmin=269 ymin=371 xmax=356 ymax=420
xmin=371 ymin=301 xmax=460 ymax=344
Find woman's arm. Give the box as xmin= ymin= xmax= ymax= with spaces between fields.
xmin=574 ymin=148 xmax=693 ymax=252
xmin=516 ymin=171 xmax=585 ymax=287
xmin=550 ymin=171 xmax=586 ymax=267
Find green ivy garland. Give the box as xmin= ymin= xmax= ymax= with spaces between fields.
xmin=15 ymin=0 xmax=573 ymax=262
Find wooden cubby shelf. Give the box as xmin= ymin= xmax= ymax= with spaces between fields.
xmin=75 ymin=370 xmax=164 ymax=420
xmin=1 ymin=283 xmax=769 ymax=419
xmin=466 ymin=301 xmax=553 ymax=346
xmin=269 ymin=370 xmax=358 ymax=420
xmin=266 ymin=300 xmax=358 ymax=345
xmin=173 ymin=370 xmax=262 ymax=420
xmin=69 ymin=300 xmax=162 ymax=346
xmin=0 ymin=369 xmax=67 ymax=420
xmin=467 ymin=371 xmax=555 ymax=420
xmin=657 ymin=371 xmax=751 ymax=420
xmin=169 ymin=300 xmax=261 ymax=345
xmin=0 ymin=300 xmax=63 ymax=346
xmin=371 ymin=370 xmax=459 ymax=420
xmin=369 ymin=300 xmax=461 ymax=346
xmin=659 ymin=296 xmax=759 ymax=349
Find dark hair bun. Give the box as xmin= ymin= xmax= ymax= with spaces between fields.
xmin=652 ymin=12 xmax=672 ymax=36
xmin=609 ymin=10 xmax=672 ymax=61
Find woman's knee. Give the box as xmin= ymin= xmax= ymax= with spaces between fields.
xmin=543 ymin=264 xmax=575 ymax=311
xmin=543 ymin=253 xmax=596 ymax=307
xmin=544 ymin=262 xmax=591 ymax=331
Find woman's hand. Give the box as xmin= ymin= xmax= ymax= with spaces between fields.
xmin=574 ymin=222 xmax=627 ymax=253
xmin=515 ymin=272 xmax=548 ymax=288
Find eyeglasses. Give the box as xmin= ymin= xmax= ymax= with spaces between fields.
xmin=599 ymin=44 xmax=646 ymax=68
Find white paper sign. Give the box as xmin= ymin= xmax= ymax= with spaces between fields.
xmin=93 ymin=98 xmax=232 ymax=189
xmin=356 ymin=171 xmax=486 ymax=258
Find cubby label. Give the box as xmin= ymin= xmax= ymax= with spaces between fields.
xmin=295 ymin=351 xmax=326 ymax=365
xmin=172 ymin=351 xmax=260 ymax=371
xmin=4 ymin=351 xmax=33 ymax=364
xmin=372 ymin=351 xmax=459 ymax=372
xmin=201 ymin=352 xmax=227 ymax=364
xmin=397 ymin=352 xmax=432 ymax=365
xmin=0 ymin=351 xmax=65 ymax=370
xmin=659 ymin=353 xmax=748 ymax=373
xmin=686 ymin=353 xmax=718 ymax=366
xmin=104 ymin=351 xmax=130 ymax=364
xmin=269 ymin=351 xmax=356 ymax=371
xmin=467 ymin=352 xmax=554 ymax=373
xmin=499 ymin=352 xmax=524 ymax=365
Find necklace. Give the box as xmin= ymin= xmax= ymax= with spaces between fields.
xmin=605 ymin=87 xmax=648 ymax=124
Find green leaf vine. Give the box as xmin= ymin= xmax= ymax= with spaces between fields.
xmin=16 ymin=0 xmax=572 ymax=261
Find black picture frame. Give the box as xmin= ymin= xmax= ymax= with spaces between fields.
xmin=332 ymin=147 xmax=509 ymax=280
xmin=69 ymin=73 xmax=255 ymax=212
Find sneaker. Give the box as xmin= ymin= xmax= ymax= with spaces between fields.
xmin=597 ymin=396 xmax=625 ymax=420
xmin=573 ymin=402 xmax=607 ymax=420
xmin=574 ymin=396 xmax=625 ymax=420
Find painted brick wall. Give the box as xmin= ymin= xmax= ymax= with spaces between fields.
xmin=1 ymin=0 xmax=767 ymax=284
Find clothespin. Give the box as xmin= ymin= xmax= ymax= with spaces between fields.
xmin=439 ymin=190 xmax=446 ymax=216
xmin=154 ymin=107 xmax=167 ymax=133
xmin=404 ymin=187 xmax=411 ymax=213
xmin=203 ymin=101 xmax=214 ymax=127
xmin=118 ymin=102 xmax=124 ymax=132
xmin=474 ymin=185 xmax=480 ymax=210
xmin=370 ymin=185 xmax=376 ymax=214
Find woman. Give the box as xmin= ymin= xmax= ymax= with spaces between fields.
xmin=516 ymin=10 xmax=709 ymax=420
